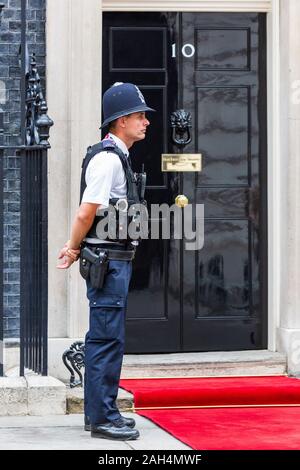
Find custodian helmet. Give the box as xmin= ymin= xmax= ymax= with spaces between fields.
xmin=100 ymin=82 xmax=155 ymax=128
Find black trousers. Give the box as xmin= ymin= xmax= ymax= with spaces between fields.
xmin=84 ymin=258 xmax=132 ymax=424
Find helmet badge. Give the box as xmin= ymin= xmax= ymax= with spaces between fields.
xmin=134 ymin=86 xmax=146 ymax=104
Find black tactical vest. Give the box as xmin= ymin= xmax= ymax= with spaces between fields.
xmin=79 ymin=139 xmax=147 ymax=242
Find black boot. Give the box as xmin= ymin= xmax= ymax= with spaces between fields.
xmin=90 ymin=422 xmax=140 ymax=441
xmin=85 ymin=415 xmax=135 ymax=431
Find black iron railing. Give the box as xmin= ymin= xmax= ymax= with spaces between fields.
xmin=19 ymin=145 xmax=49 ymax=376
xmin=0 ymin=144 xmax=50 ymax=376
xmin=0 ymin=0 xmax=53 ymax=377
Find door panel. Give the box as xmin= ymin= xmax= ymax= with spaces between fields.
xmin=102 ymin=12 xmax=267 ymax=353
xmin=195 ymin=86 xmax=250 ymax=185
xmin=181 ymin=13 xmax=267 ymax=350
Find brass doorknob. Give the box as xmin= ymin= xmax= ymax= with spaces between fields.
xmin=175 ymin=195 xmax=189 ymax=208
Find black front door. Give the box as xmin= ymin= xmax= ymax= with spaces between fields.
xmin=102 ymin=12 xmax=267 ymax=353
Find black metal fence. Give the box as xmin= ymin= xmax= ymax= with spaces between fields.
xmin=19 ymin=145 xmax=49 ymax=376
xmin=0 ymin=0 xmax=53 ymax=377
xmin=0 ymin=145 xmax=50 ymax=376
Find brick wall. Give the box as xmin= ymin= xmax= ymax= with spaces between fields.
xmin=0 ymin=0 xmax=46 ymax=337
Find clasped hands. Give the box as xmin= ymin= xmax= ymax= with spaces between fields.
xmin=57 ymin=241 xmax=81 ymax=269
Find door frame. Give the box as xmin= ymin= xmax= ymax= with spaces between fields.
xmin=102 ymin=0 xmax=280 ymax=352
xmin=102 ymin=1 xmax=272 ymax=13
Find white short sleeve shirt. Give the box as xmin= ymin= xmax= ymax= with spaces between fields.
xmin=81 ymin=133 xmax=129 ymax=211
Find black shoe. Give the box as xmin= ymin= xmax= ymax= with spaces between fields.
xmin=91 ymin=422 xmax=140 ymax=441
xmin=112 ymin=416 xmax=136 ymax=429
xmin=84 ymin=415 xmax=135 ymax=431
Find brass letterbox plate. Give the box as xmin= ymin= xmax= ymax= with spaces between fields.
xmin=161 ymin=154 xmax=202 ymax=172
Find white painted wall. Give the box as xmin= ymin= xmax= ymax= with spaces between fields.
xmin=277 ymin=0 xmax=300 ymax=375
xmin=47 ymin=0 xmax=102 ymax=345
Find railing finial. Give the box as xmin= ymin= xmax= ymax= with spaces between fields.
xmin=0 ymin=4 xmax=5 ymax=26
xmin=25 ymin=53 xmax=53 ymax=147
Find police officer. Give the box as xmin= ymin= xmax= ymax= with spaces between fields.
xmin=57 ymin=83 xmax=155 ymax=440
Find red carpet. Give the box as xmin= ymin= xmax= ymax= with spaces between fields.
xmin=119 ymin=376 xmax=300 ymax=450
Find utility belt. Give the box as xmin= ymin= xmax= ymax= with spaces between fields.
xmin=86 ymin=197 xmax=148 ymax=243
xmin=79 ymin=242 xmax=135 ymax=290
